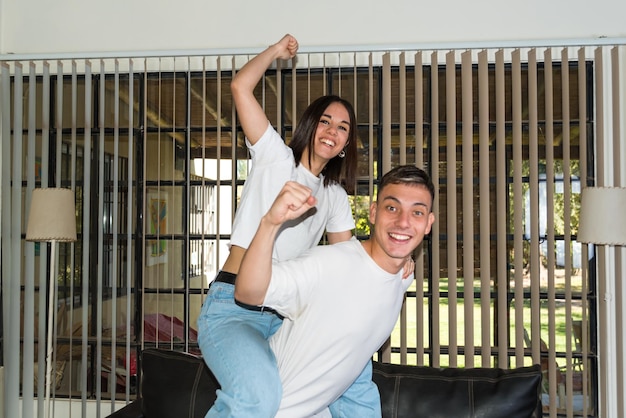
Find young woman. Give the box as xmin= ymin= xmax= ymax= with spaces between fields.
xmin=197 ymin=34 xmax=412 ymax=417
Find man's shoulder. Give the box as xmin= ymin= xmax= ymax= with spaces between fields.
xmin=308 ymin=237 xmax=360 ymax=256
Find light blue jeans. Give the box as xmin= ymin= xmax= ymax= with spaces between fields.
xmin=329 ymin=360 xmax=382 ymax=417
xmin=197 ymin=279 xmax=284 ymax=418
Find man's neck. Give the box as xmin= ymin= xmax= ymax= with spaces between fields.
xmin=360 ymin=240 xmax=403 ymax=274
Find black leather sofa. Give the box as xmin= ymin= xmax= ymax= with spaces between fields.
xmin=108 ymin=348 xmax=542 ymax=418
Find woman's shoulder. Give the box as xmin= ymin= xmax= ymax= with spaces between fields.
xmin=248 ymin=123 xmax=293 ymax=163
xmin=326 ymin=181 xmax=349 ymax=195
xmin=248 ymin=123 xmax=286 ymax=148
xmin=323 ymin=181 xmax=350 ymax=206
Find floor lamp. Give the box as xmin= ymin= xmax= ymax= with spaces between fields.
xmin=26 ymin=188 xmax=77 ymax=418
xmin=577 ymin=186 xmax=626 ymax=417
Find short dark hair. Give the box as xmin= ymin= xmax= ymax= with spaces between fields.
xmin=377 ymin=165 xmax=435 ymax=209
xmin=289 ymin=95 xmax=357 ymax=191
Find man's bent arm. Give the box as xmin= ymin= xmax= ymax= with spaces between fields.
xmin=235 ymin=181 xmax=316 ymax=305
xmin=234 ymin=216 xmax=282 ymax=305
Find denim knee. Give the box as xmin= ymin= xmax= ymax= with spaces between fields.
xmin=247 ymin=369 xmax=282 ymax=416
xmin=207 ymin=375 xmax=281 ymax=418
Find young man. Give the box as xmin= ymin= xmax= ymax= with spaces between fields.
xmin=235 ymin=165 xmax=436 ymax=417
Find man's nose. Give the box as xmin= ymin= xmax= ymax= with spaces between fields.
xmin=395 ymin=210 xmax=411 ymax=227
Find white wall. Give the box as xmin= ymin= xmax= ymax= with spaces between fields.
xmin=1 ymin=0 xmax=625 ymax=55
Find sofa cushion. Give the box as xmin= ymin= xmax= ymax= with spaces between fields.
xmin=141 ymin=348 xmax=218 ymax=418
xmin=372 ymin=361 xmax=542 ymax=418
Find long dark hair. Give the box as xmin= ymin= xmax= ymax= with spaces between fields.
xmin=289 ymin=95 xmax=357 ymax=192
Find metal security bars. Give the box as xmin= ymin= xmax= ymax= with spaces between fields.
xmin=2 ymin=42 xmax=625 ymax=418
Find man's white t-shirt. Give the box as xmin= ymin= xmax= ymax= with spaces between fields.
xmin=228 ymin=123 xmax=355 ymax=262
xmin=264 ymin=237 xmax=414 ymax=417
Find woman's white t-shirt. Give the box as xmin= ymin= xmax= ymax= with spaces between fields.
xmin=228 ymin=123 xmax=355 ymax=262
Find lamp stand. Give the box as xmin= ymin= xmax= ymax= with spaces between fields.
xmin=44 ymin=240 xmax=57 ymax=418
xmin=25 ymin=188 xmax=77 ymax=418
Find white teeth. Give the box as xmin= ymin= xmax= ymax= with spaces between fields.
xmin=320 ymin=139 xmax=336 ymax=147
xmin=389 ymin=233 xmax=410 ymax=241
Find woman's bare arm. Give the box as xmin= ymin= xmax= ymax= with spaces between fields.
xmin=231 ymin=34 xmax=298 ymax=145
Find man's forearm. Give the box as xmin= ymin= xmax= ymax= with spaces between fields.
xmin=234 ymin=216 xmax=282 ymax=305
xmin=235 ymin=180 xmax=316 ymax=305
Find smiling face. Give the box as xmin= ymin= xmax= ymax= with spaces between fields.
xmin=367 ymin=183 xmax=435 ymax=273
xmin=311 ymin=101 xmax=351 ymax=163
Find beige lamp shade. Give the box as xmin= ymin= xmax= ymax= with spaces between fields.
xmin=577 ymin=187 xmax=626 ymax=246
xmin=26 ymin=188 xmax=77 ymax=242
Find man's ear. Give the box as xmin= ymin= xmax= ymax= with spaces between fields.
xmin=426 ymin=212 xmax=435 ymax=234
xmin=369 ymin=201 xmax=377 ymax=225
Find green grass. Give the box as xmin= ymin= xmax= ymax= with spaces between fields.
xmin=388 ymin=274 xmax=585 ymax=368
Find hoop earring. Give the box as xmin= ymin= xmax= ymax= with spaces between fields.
xmin=338 ymin=150 xmax=346 ymax=158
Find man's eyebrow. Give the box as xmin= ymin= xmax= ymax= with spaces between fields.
xmin=322 ymin=113 xmax=350 ymax=126
xmin=381 ymin=195 xmax=429 ymax=208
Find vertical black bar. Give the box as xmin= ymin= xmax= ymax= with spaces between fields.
xmin=183 ymin=70 xmax=191 ymax=352
xmin=133 ymin=72 xmax=145 ymax=395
